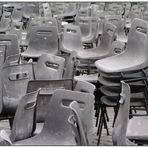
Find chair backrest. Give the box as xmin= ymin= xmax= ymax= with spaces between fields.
xmin=74 ymin=80 xmax=96 ymax=94
xmin=105 ymin=15 xmax=122 ymax=27
xmin=125 ymin=18 xmax=148 ymax=67
xmin=30 ymin=17 xmax=58 ymax=29
xmin=62 ymin=51 xmax=77 ymax=79
xmin=42 ymin=3 xmax=52 ymax=17
xmin=11 ymin=7 xmax=23 ymax=22
xmin=27 ymin=79 xmax=73 ymax=122
xmin=28 ymin=26 xmax=58 ymax=55
xmin=98 ymin=23 xmax=117 ymax=51
xmin=112 ymin=81 xmax=130 ymax=146
xmin=33 ymin=54 xmax=65 ymax=80
xmin=75 ymin=16 xmax=92 ymax=37
xmin=9 ymin=22 xmax=23 ymax=43
xmin=69 ymin=101 xmax=88 ymax=145
xmin=41 ymin=89 xmax=94 ymax=139
xmin=62 ymin=24 xmax=83 ymax=52
xmin=0 ymin=34 xmax=19 ymax=61
xmin=22 ymin=3 xmax=39 ymax=18
xmin=10 ymin=90 xmax=39 ymax=143
xmin=77 ymin=7 xmax=90 ymax=17
xmin=0 ymin=18 xmax=10 ymax=32
xmin=2 ymin=63 xmax=34 ymax=100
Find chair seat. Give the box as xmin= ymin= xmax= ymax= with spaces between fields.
xmin=82 ymin=33 xmax=95 ymax=43
xmin=74 ymin=73 xmax=98 ymax=83
xmin=77 ymin=47 xmax=110 ymax=60
xmin=98 ymin=76 xmax=120 ymax=86
xmin=101 ymin=96 xmax=145 ymax=107
xmin=99 ymin=67 xmax=148 ymax=79
xmin=95 ymin=52 xmax=147 ymax=73
xmin=126 ymin=116 xmax=148 ymax=141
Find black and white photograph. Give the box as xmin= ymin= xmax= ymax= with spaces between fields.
xmin=0 ymin=1 xmax=147 ymax=146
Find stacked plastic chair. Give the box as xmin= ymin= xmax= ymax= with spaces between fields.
xmin=95 ymin=18 xmax=148 ymax=145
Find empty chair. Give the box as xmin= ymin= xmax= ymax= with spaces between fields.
xmin=95 ymin=18 xmax=148 ymax=73
xmin=33 ymin=54 xmax=65 ymax=80
xmin=26 ymin=79 xmax=95 ymax=122
xmin=62 ymin=23 xmax=117 ymax=60
xmin=0 ymin=90 xmax=40 ymax=145
xmin=112 ymin=81 xmax=134 ymax=145
xmin=14 ymin=89 xmax=94 ymax=145
xmin=1 ymin=63 xmax=34 ymax=115
xmin=21 ymin=26 xmax=59 ymax=58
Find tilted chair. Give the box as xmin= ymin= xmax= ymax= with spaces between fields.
xmin=68 ymin=101 xmax=89 ymax=145
xmin=112 ymin=81 xmax=135 ymax=145
xmin=26 ymin=79 xmax=95 ymax=123
xmin=0 ymin=90 xmax=40 ymax=145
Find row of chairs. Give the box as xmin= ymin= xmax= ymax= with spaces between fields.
xmin=0 ymin=2 xmax=147 ymax=146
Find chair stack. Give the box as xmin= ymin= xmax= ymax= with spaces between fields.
xmin=95 ymin=18 xmax=148 ymax=145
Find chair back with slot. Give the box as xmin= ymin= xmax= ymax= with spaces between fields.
xmin=27 ymin=79 xmax=73 ymax=122
xmin=10 ymin=90 xmax=39 ymax=143
xmin=112 ymin=81 xmax=130 ymax=145
xmin=41 ymin=89 xmax=94 ymax=142
xmin=22 ymin=26 xmax=58 ymax=57
xmin=33 ymin=54 xmax=65 ymax=80
xmin=98 ymin=23 xmax=117 ymax=52
xmin=2 ymin=63 xmax=34 ymax=114
xmin=62 ymin=24 xmax=83 ymax=53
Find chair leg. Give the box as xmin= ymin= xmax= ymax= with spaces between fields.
xmin=9 ymin=117 xmax=14 ymax=129
xmin=112 ymin=107 xmax=118 ymax=128
xmin=95 ymin=104 xmax=101 ymax=127
xmin=104 ymin=107 xmax=109 ymax=122
xmin=97 ymin=113 xmax=103 ymax=145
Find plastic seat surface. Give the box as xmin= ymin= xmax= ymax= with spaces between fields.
xmin=95 ymin=18 xmax=148 ymax=73
xmin=74 ymin=73 xmax=98 ymax=83
xmin=15 ymin=89 xmax=94 ymax=145
xmin=126 ymin=116 xmax=148 ymax=141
